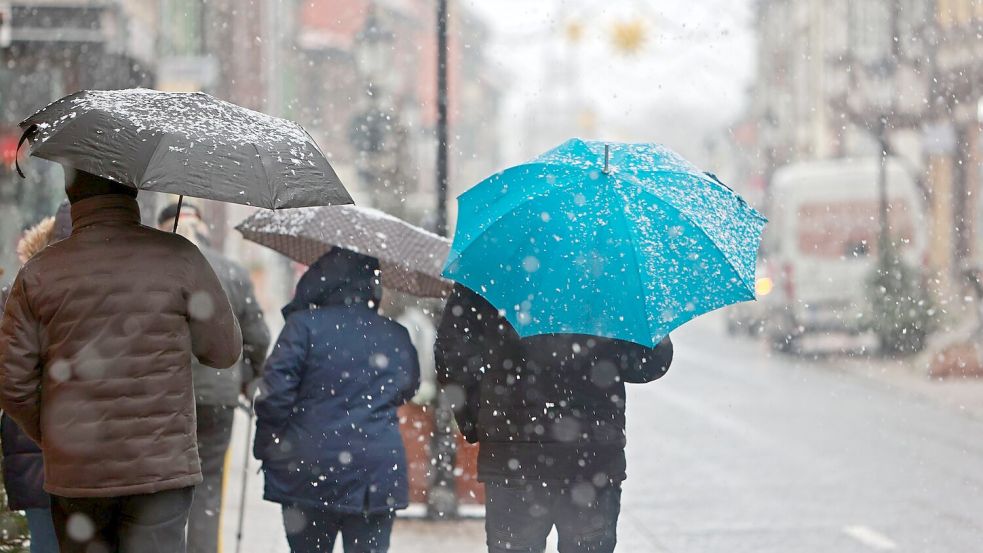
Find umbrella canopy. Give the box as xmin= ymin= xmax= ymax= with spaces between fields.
xmin=237 ymin=205 xmax=452 ymax=298
xmin=19 ymin=88 xmax=352 ymax=209
xmin=442 ymin=138 xmax=767 ymax=347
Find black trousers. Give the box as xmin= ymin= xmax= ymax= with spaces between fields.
xmin=188 ymin=404 xmax=235 ymax=553
xmin=484 ymin=480 xmax=622 ymax=553
xmin=51 ymin=487 xmax=194 ymax=553
xmin=282 ymin=506 xmax=395 ymax=553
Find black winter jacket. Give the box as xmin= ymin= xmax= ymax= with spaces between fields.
xmin=436 ymin=284 xmax=673 ymax=483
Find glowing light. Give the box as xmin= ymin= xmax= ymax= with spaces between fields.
xmin=611 ymin=20 xmax=647 ymax=55
xmin=755 ymin=277 xmax=774 ymax=297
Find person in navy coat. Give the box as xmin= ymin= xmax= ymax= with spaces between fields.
xmin=254 ymin=249 xmax=420 ymax=553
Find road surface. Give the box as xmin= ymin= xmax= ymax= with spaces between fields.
xmin=224 ymin=315 xmax=983 ymax=552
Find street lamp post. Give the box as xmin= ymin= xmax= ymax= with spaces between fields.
xmin=435 ymin=0 xmax=449 ymax=236
xmin=876 ymin=114 xmax=890 ymax=262
xmin=352 ymin=8 xmax=397 ymax=210
xmin=428 ymin=0 xmax=458 ymax=521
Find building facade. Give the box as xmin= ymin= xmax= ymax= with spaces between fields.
xmin=292 ymin=0 xmax=500 ymax=229
xmin=929 ymin=0 xmax=983 ymax=269
xmin=0 ymin=0 xmax=159 ymax=280
xmin=742 ymin=0 xmax=974 ymax=282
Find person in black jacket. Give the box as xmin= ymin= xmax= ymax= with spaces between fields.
xmin=436 ymin=284 xmax=673 ymax=553
xmin=254 ymin=249 xmax=419 ymax=553
xmin=157 ymin=203 xmax=271 ymax=553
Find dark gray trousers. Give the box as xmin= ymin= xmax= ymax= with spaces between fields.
xmin=51 ymin=487 xmax=194 ymax=553
xmin=484 ymin=480 xmax=622 ymax=553
xmin=189 ymin=404 xmax=235 ymax=553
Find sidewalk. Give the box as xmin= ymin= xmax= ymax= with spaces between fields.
xmin=837 ymin=353 xmax=983 ymax=419
xmin=719 ymin=311 xmax=983 ymax=420
xmin=219 ymin=412 xmax=487 ymax=553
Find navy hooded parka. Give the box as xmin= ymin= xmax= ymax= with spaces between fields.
xmin=253 ymin=250 xmax=420 ymax=514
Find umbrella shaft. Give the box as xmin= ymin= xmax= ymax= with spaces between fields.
xmin=173 ymin=195 xmax=184 ymax=234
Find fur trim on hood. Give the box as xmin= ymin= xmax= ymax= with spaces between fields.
xmin=17 ymin=217 xmax=55 ymax=264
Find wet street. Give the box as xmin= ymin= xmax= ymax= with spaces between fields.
xmin=226 ymin=315 xmax=983 ymax=552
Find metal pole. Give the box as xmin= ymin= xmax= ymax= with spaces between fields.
xmin=234 ymin=399 xmax=255 ymax=553
xmin=435 ymin=0 xmax=449 ymax=236
xmin=264 ymin=0 xmax=282 ymax=116
xmin=429 ymin=0 xmax=458 ymax=521
xmin=877 ymin=115 xmax=890 ymax=261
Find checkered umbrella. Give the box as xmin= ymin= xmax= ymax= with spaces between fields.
xmin=236 ymin=205 xmax=452 ymax=298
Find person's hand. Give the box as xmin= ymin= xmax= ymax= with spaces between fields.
xmin=241 ymin=379 xmax=259 ymax=400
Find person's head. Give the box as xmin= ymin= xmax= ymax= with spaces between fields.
xmin=64 ymin=168 xmax=137 ymax=204
xmin=282 ymin=248 xmax=382 ymax=317
xmin=157 ymin=202 xmax=210 ymax=244
xmin=157 ymin=202 xmax=202 ymax=230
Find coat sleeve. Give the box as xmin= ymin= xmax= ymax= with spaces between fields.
xmin=186 ymin=247 xmax=242 ymax=369
xmin=0 ymin=274 xmax=43 ymax=444
xmin=435 ymin=285 xmax=511 ymax=443
xmin=253 ymin=314 xmax=309 ymax=461
xmin=617 ymin=336 xmax=674 ymax=384
xmin=393 ymin=327 xmax=421 ymax=404
xmin=234 ymin=267 xmax=271 ymax=388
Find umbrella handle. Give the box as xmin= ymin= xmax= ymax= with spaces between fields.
xmin=15 ymin=125 xmax=37 ymax=178
xmin=603 ymin=144 xmax=610 ymax=174
xmin=172 ymin=195 xmax=184 ymax=233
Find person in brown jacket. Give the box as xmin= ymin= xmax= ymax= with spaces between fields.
xmin=0 ymin=169 xmax=243 ymax=553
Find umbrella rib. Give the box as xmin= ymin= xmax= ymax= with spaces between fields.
xmin=624 ymin=176 xmax=757 ymax=294
xmin=136 ymin=132 xmax=170 ymax=187
xmin=609 ymin=191 xmax=662 ymax=343
xmin=447 ymin=163 xmax=584 ymax=264
xmin=611 ymin=189 xmax=756 ymax=343
xmin=249 ymin=142 xmax=275 ymax=208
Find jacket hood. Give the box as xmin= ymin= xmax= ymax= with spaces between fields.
xmin=17 ymin=217 xmax=54 ymax=264
xmin=282 ymin=248 xmax=382 ymax=318
xmin=17 ymin=201 xmax=73 ymax=264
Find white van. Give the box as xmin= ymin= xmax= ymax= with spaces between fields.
xmin=763 ymin=158 xmax=927 ymax=351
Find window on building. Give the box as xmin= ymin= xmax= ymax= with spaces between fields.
xmin=849 ymin=0 xmax=893 ymax=66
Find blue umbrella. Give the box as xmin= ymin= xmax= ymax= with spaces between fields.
xmin=442 ymin=138 xmax=767 ymax=347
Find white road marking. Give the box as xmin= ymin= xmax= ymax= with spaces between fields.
xmin=843 ymin=525 xmax=898 ymax=550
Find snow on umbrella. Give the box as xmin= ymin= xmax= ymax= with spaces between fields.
xmin=236 ymin=205 xmax=453 ymax=298
xmin=442 ymin=138 xmax=768 ymax=347
xmin=17 ymin=88 xmax=352 ymax=209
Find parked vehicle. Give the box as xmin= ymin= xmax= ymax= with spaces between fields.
xmin=762 ymin=158 xmax=927 ymax=352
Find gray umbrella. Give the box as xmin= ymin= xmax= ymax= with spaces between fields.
xmin=18 ymin=89 xmax=352 ymax=209
xmin=236 ymin=205 xmax=453 ymax=298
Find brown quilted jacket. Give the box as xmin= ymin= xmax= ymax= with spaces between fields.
xmin=0 ymin=194 xmax=242 ymax=497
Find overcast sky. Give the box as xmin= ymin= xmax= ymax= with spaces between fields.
xmin=461 ymin=0 xmax=756 ymax=165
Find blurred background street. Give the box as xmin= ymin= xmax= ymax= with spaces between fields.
xmin=3 ymin=0 xmax=983 ymax=551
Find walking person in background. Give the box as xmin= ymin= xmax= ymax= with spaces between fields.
xmin=436 ymin=283 xmax=674 ymax=553
xmin=157 ymin=203 xmax=271 ymax=553
xmin=0 ymin=201 xmax=71 ymax=553
xmin=0 ymin=169 xmax=242 ymax=553
xmin=253 ymin=249 xmax=420 ymax=553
